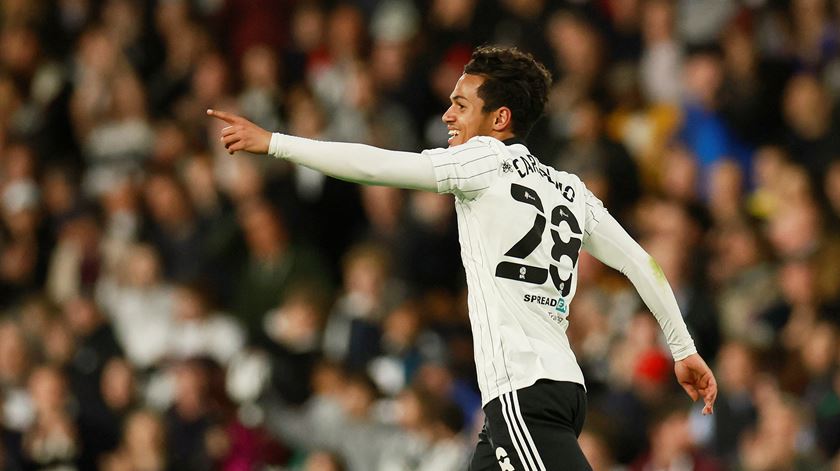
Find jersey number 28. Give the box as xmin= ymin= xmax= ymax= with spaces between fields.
xmin=494 ymin=183 xmax=582 ymax=296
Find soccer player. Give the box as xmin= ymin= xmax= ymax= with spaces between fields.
xmin=209 ymin=45 xmax=717 ymax=471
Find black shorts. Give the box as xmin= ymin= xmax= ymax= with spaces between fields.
xmin=469 ymin=380 xmax=592 ymax=471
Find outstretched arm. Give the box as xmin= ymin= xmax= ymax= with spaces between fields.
xmin=584 ymin=213 xmax=717 ymax=414
xmin=207 ymin=109 xmax=438 ymax=191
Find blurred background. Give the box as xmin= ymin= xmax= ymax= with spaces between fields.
xmin=0 ymin=0 xmax=839 ymax=470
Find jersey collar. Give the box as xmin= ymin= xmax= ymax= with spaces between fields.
xmin=502 ymin=137 xmax=528 ymax=146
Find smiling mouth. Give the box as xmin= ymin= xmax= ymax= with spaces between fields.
xmin=448 ymin=129 xmax=460 ymax=139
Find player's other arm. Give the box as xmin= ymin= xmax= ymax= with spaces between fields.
xmin=207 ymin=109 xmax=437 ymax=191
xmin=583 ymin=213 xmax=718 ymax=415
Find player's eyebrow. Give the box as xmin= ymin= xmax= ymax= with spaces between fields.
xmin=450 ymin=95 xmax=469 ymax=103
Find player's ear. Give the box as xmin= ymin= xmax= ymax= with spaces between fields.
xmin=492 ymin=107 xmax=513 ymax=132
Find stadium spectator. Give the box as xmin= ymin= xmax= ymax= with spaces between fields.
xmin=96 ymin=243 xmax=174 ymax=369
xmin=101 ymin=409 xmax=170 ymax=471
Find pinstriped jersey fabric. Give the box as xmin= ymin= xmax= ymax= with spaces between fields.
xmin=423 ymin=136 xmax=608 ymax=406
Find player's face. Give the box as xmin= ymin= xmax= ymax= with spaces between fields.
xmin=441 ymin=74 xmax=497 ymax=147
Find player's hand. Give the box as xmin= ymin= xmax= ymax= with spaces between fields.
xmin=674 ymin=353 xmax=717 ymax=415
xmin=207 ymin=109 xmax=272 ymax=155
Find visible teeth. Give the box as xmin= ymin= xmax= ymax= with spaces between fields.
xmin=448 ymin=130 xmax=459 ymax=137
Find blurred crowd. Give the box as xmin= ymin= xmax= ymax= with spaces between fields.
xmin=0 ymin=0 xmax=839 ymax=470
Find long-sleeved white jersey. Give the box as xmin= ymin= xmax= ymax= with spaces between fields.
xmin=269 ymin=133 xmax=697 ymax=406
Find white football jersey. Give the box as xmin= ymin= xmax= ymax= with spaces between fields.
xmin=424 ymin=136 xmax=608 ymax=406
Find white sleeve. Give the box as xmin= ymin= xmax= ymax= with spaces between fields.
xmin=583 ymin=213 xmax=697 ymax=361
xmin=581 ymin=186 xmax=608 ymax=238
xmin=422 ymin=137 xmax=501 ymax=200
xmin=268 ymin=133 xmax=437 ymax=191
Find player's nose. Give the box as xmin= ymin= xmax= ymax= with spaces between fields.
xmin=441 ymin=106 xmax=456 ymax=124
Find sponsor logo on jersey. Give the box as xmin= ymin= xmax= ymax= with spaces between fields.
xmin=522 ymin=294 xmax=568 ymax=309
xmin=523 ymin=294 xmax=569 ymax=324
xmin=523 ymin=294 xmax=558 ymax=306
xmin=501 ymin=160 xmax=514 ymax=173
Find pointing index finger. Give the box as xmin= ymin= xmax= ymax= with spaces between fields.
xmin=207 ymin=109 xmax=237 ymax=124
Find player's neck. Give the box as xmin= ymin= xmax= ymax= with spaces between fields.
xmin=501 ymin=135 xmax=527 ymax=146
xmin=489 ymin=129 xmax=516 ymax=142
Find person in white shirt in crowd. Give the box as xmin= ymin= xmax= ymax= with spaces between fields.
xmin=166 ymin=281 xmax=245 ymax=366
xmin=209 ymin=45 xmax=716 ymax=470
xmin=96 ymin=242 xmax=173 ymax=370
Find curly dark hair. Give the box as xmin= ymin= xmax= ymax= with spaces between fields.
xmin=464 ymin=45 xmax=552 ymax=137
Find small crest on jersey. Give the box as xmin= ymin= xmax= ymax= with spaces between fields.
xmin=555 ymin=297 xmax=567 ymax=314
xmin=501 ymin=159 xmax=514 ymax=174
